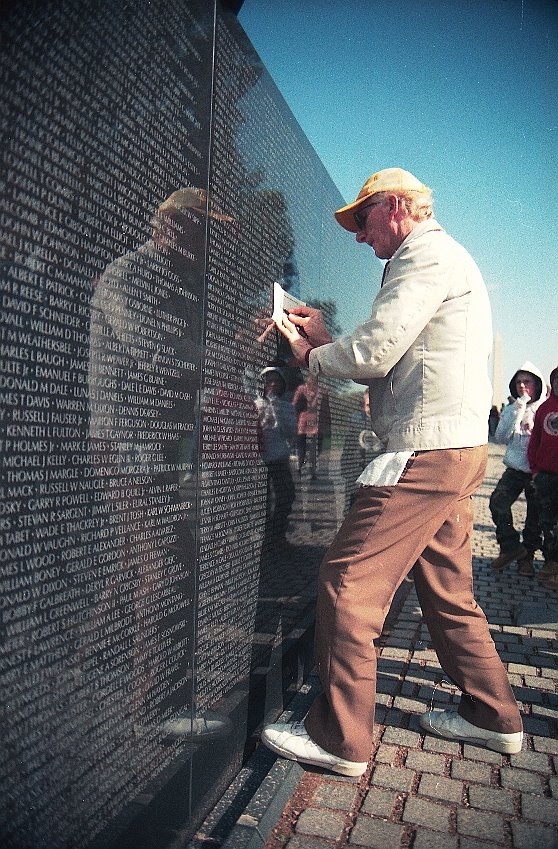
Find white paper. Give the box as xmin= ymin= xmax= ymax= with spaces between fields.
xmin=356 ymin=451 xmax=414 ymax=486
xmin=272 ymin=281 xmax=306 ymax=324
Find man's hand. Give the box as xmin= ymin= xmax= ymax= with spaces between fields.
xmin=275 ymin=312 xmax=313 ymax=366
xmin=286 ymin=306 xmax=333 ymax=347
xmin=274 ymin=306 xmax=332 ymax=368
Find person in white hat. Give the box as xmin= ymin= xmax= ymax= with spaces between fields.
xmin=261 ymin=167 xmax=523 ymax=777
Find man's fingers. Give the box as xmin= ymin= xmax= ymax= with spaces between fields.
xmin=287 ymin=312 xmax=309 ymax=328
xmin=288 ymin=306 xmax=314 ymax=317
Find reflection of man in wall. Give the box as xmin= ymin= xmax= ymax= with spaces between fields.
xmin=293 ymin=374 xmax=321 ymax=479
xmin=256 ymin=366 xmax=297 ymax=546
xmin=88 ymin=188 xmax=232 ymax=736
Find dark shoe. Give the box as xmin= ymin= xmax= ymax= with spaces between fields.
xmin=491 ymin=545 xmax=527 ymax=571
xmin=517 ymin=555 xmax=534 ymax=576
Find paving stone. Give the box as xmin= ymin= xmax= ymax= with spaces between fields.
xmin=287 ymin=836 xmax=335 ymax=849
xmin=348 ymin=817 xmax=404 ymax=848
xmin=525 ymin=675 xmax=555 ymax=691
xmin=511 ymin=820 xmax=558 ymax=849
xmin=521 ymin=794 xmax=558 ymax=824
xmin=371 ymin=764 xmax=414 ymax=792
xmin=531 ymin=704 xmax=558 ymax=720
xmin=361 ymin=787 xmax=397 ymax=818
xmin=405 ymin=750 xmax=446 ymax=775
xmin=550 ymin=776 xmax=558 ymax=798
xmin=499 ymin=766 xmax=544 ymax=794
xmin=381 ymin=727 xmax=421 ymax=748
xmin=533 ymin=735 xmax=558 ymax=755
xmin=418 ymin=773 xmax=463 ymax=803
xmin=508 ymin=662 xmax=537 ymax=675
xmin=383 ymin=709 xmax=405 ymax=727
xmin=377 ymin=677 xmax=401 ymax=695
xmin=311 ymin=781 xmax=359 ymax=809
xmin=422 ymin=737 xmax=460 ymax=755
xmin=381 ymin=647 xmax=411 ymax=659
xmin=374 ymin=744 xmax=399 ymax=765
xmin=462 ymin=744 xmax=504 ymax=763
xmin=522 ymin=715 xmax=553 ymax=736
xmin=295 ymin=808 xmax=346 ymax=840
xmin=459 ymin=839 xmax=505 ymax=849
xmin=513 ymin=685 xmax=544 ymax=703
xmin=451 ymin=759 xmax=492 ymax=784
xmin=511 ymin=750 xmax=552 ymax=773
xmin=467 ymin=784 xmax=515 ymax=814
xmin=403 ymin=796 xmax=451 ymax=831
xmin=412 ymin=832 xmax=458 ymax=849
xmin=456 ymin=808 xmax=504 ymax=843
xmin=393 ymin=695 xmax=426 ymax=713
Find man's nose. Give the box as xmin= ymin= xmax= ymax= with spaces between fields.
xmin=355 ymin=231 xmax=366 ymax=243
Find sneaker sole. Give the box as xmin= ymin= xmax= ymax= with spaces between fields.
xmin=419 ymin=718 xmax=522 ymax=754
xmin=261 ymin=733 xmax=366 ymax=777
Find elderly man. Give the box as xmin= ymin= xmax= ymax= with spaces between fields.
xmin=261 ymin=168 xmax=523 ymax=777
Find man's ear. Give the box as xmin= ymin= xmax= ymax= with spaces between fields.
xmin=387 ymin=194 xmax=400 ymax=217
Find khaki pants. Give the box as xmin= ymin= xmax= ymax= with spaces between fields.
xmin=304 ymin=446 xmax=522 ymax=762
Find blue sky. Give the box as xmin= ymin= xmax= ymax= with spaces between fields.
xmin=238 ymin=0 xmax=558 ymax=401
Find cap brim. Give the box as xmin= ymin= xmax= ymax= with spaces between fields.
xmin=334 ymin=196 xmax=372 ymax=233
xmin=208 ymin=208 xmax=235 ymax=223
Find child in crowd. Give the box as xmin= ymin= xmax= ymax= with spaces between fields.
xmin=490 ymin=363 xmax=546 ymax=575
xmin=527 ymin=366 xmax=558 ymax=588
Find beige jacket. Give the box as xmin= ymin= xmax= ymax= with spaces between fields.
xmin=309 ymin=219 xmax=492 ymax=451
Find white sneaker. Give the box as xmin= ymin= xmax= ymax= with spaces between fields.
xmin=419 ymin=709 xmax=523 ymax=754
xmin=261 ymin=721 xmax=367 ymax=777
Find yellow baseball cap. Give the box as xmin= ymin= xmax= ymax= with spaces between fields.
xmin=334 ymin=168 xmax=430 ymax=232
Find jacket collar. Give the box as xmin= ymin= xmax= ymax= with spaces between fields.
xmin=391 ymin=218 xmax=444 ymax=262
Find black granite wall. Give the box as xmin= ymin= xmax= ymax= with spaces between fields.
xmin=0 ymin=1 xmax=377 ymax=846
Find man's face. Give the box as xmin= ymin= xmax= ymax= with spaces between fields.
xmin=264 ymin=374 xmax=284 ymax=396
xmin=515 ymin=372 xmax=537 ymax=399
xmin=354 ymin=198 xmax=397 ymax=259
xmin=551 ymin=374 xmax=558 ymax=397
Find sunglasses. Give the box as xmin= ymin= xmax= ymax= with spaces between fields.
xmin=353 ymin=200 xmax=384 ymax=230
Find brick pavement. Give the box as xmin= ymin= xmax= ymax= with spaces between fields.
xmin=191 ymin=444 xmax=558 ymax=849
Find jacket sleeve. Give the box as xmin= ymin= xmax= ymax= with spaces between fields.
xmin=494 ymin=402 xmax=520 ymax=444
xmin=309 ymin=235 xmax=451 ymax=380
xmin=527 ymin=408 xmax=542 ymax=473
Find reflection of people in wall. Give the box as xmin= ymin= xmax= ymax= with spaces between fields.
xmin=256 ymin=366 xmax=297 ymax=545
xmin=340 ymin=390 xmax=383 ymax=511
xmin=292 ymin=374 xmax=320 ymax=478
xmin=88 ymin=187 xmax=232 ymax=738
xmin=262 ymin=167 xmax=523 ymax=777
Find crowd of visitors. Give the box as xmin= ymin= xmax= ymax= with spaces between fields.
xmin=489 ymin=364 xmax=558 ymax=588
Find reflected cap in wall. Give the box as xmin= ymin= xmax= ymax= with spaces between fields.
xmin=334 ymin=168 xmax=430 ymax=232
xmin=260 ymin=366 xmax=286 ymax=381
xmin=158 ymin=187 xmax=234 ymax=222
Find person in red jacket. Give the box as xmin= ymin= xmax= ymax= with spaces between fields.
xmin=528 ymin=366 xmax=558 ymax=588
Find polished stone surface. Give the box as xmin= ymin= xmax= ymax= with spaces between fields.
xmin=0 ymin=1 xmax=374 ymax=847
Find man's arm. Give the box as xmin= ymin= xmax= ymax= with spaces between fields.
xmin=306 ymin=241 xmax=452 ymax=380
